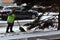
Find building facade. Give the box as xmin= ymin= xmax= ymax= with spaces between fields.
xmin=2 ymin=0 xmax=13 ymax=4
xmin=0 ymin=0 xmax=14 ymax=6
xmin=0 ymin=0 xmax=2 ymax=3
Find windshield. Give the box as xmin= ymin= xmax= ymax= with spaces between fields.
xmin=30 ymin=8 xmax=38 ymax=11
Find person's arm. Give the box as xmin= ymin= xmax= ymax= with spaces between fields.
xmin=7 ymin=12 xmax=12 ymax=16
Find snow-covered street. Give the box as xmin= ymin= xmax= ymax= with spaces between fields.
xmin=0 ymin=26 xmax=60 ymax=40
xmin=0 ymin=19 xmax=57 ymax=33
xmin=0 ymin=12 xmax=59 ymax=40
xmin=0 ymin=19 xmax=59 ymax=40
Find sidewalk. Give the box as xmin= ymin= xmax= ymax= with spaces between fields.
xmin=0 ymin=26 xmax=20 ymax=33
xmin=0 ymin=26 xmax=57 ymax=33
xmin=0 ymin=19 xmax=34 ymax=33
xmin=0 ymin=26 xmax=60 ymax=40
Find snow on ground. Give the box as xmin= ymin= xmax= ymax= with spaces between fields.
xmin=0 ymin=26 xmax=19 ymax=33
xmin=0 ymin=25 xmax=57 ymax=34
xmin=0 ymin=26 xmax=59 ymax=40
xmin=0 ymin=19 xmax=58 ymax=33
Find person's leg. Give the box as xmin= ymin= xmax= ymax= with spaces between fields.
xmin=6 ymin=23 xmax=10 ymax=33
xmin=10 ymin=23 xmax=14 ymax=32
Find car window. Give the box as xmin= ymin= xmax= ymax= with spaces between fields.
xmin=0 ymin=6 xmax=3 ymax=10
xmin=13 ymin=7 xmax=21 ymax=10
xmin=31 ymin=8 xmax=38 ymax=11
xmin=4 ymin=7 xmax=13 ymax=10
xmin=4 ymin=7 xmax=22 ymax=10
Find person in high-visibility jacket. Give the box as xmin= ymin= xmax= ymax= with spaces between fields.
xmin=6 ymin=8 xmax=15 ymax=33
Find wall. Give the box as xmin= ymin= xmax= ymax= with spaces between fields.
xmin=2 ymin=0 xmax=13 ymax=4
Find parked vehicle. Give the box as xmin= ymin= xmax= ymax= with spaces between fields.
xmin=29 ymin=7 xmax=44 ymax=12
xmin=0 ymin=6 xmax=3 ymax=10
xmin=0 ymin=6 xmax=38 ymax=20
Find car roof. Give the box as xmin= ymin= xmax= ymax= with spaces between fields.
xmin=3 ymin=6 xmax=20 ymax=8
xmin=2 ymin=6 xmax=22 ymax=10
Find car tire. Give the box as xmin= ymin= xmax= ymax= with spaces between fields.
xmin=32 ymin=15 xmax=36 ymax=19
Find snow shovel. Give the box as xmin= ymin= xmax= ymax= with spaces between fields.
xmin=17 ymin=20 xmax=26 ymax=32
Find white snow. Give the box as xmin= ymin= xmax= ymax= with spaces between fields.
xmin=0 ymin=12 xmax=59 ymax=40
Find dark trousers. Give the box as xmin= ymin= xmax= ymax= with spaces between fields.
xmin=6 ymin=22 xmax=14 ymax=32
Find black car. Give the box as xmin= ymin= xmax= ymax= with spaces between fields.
xmin=0 ymin=6 xmax=38 ymax=20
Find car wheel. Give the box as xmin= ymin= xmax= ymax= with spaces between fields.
xmin=32 ymin=15 xmax=36 ymax=19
